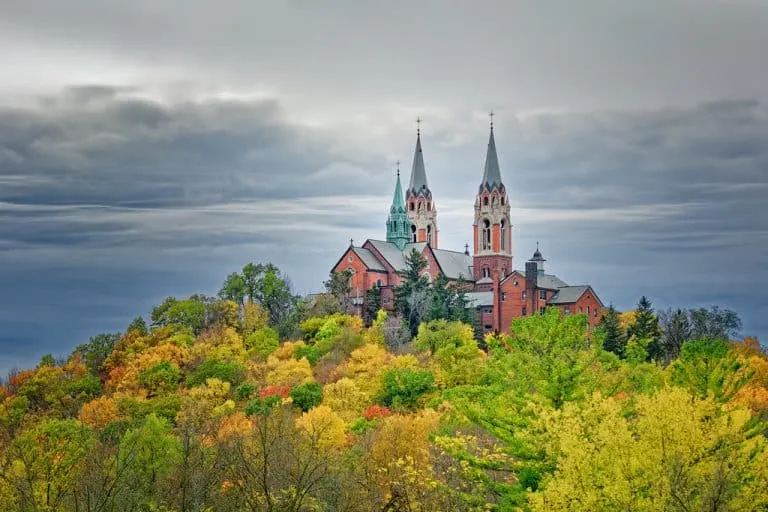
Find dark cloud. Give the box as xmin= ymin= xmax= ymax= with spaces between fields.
xmin=1 ymin=89 xmax=767 ymax=375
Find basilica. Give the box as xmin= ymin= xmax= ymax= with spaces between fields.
xmin=331 ymin=122 xmax=604 ymax=334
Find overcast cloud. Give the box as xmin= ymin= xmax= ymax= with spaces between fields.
xmin=1 ymin=0 xmax=767 ymax=374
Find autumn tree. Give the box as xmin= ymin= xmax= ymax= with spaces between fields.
xmin=394 ymin=249 xmax=431 ymax=336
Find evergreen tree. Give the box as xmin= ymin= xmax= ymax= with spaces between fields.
xmin=427 ymin=274 xmax=452 ymax=321
xmin=363 ymin=285 xmax=381 ymax=326
xmin=629 ymin=296 xmax=662 ymax=361
xmin=394 ymin=249 xmax=430 ymax=336
xmin=598 ymin=306 xmax=626 ymax=357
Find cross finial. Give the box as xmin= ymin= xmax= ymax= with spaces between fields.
xmin=489 ymin=110 xmax=495 ymax=130
xmin=396 ymin=159 xmax=400 ymax=177
xmin=464 ymin=243 xmax=470 ymax=255
xmin=350 ymin=238 xmax=354 ymax=247
xmin=536 ymin=240 xmax=539 ymax=251
xmin=416 ymin=117 xmax=422 ymax=135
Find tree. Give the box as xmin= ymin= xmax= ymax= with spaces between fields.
xmin=219 ymin=271 xmax=247 ymax=306
xmin=689 ymin=306 xmax=742 ymax=341
xmin=378 ymin=367 xmax=435 ymax=409
xmin=394 ymin=249 xmax=431 ymax=336
xmin=324 ymin=269 xmax=353 ymax=313
xmin=658 ymin=308 xmax=691 ymax=363
xmin=628 ymin=296 xmax=662 ymax=361
xmin=597 ymin=306 xmax=626 ymax=358
xmin=363 ymin=285 xmax=381 ymax=326
xmin=73 ymin=332 xmax=121 ymax=377
xmin=151 ymin=295 xmax=209 ymax=334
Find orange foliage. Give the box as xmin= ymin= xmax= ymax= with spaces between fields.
xmin=259 ymin=385 xmax=291 ymax=399
xmin=363 ymin=405 xmax=391 ymax=421
xmin=78 ymin=396 xmax=121 ymax=429
xmin=217 ymin=411 xmax=253 ymax=442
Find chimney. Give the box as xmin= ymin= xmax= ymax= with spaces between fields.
xmin=525 ymin=261 xmax=538 ymax=290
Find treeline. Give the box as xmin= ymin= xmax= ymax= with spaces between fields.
xmin=0 ymin=262 xmax=766 ymax=511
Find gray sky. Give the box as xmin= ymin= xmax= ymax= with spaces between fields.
xmin=1 ymin=0 xmax=767 ymax=374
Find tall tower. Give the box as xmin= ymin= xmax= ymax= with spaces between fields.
xmin=386 ymin=163 xmax=411 ymax=251
xmin=405 ymin=120 xmax=438 ymax=247
xmin=473 ymin=117 xmax=512 ymax=282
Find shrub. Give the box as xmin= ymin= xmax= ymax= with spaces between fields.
xmin=137 ymin=361 xmax=182 ymax=396
xmin=235 ymin=383 xmax=255 ymax=400
xmin=245 ymin=327 xmax=280 ymax=360
xmin=187 ymin=359 xmax=245 ymax=388
xmin=378 ymin=368 xmax=435 ymax=409
xmin=290 ymin=382 xmax=323 ymax=412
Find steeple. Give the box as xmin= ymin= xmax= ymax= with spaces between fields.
xmin=407 ymin=123 xmax=430 ymax=199
xmin=404 ymin=119 xmax=438 ymax=247
xmin=386 ymin=162 xmax=410 ymax=251
xmin=479 ymin=121 xmax=503 ymax=192
xmin=473 ymin=115 xmax=512 ymax=281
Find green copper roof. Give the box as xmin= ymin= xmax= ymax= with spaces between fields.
xmin=386 ymin=169 xmax=411 ymax=251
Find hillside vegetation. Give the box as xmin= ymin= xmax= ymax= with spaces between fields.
xmin=0 ymin=263 xmax=767 ymax=511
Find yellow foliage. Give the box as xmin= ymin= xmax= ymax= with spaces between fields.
xmin=295 ymin=405 xmax=346 ymax=451
xmin=333 ymin=343 xmax=391 ymax=396
xmin=363 ymin=310 xmax=388 ymax=346
xmin=271 ymin=340 xmax=306 ymax=361
xmin=110 ymin=342 xmax=191 ymax=394
xmin=265 ymin=356 xmax=314 ymax=387
xmin=529 ymin=388 xmax=768 ymax=511
xmin=190 ymin=326 xmax=246 ymax=362
xmin=78 ymin=396 xmax=121 ymax=429
xmin=322 ymin=378 xmax=370 ymax=422
xmin=617 ymin=310 xmax=637 ymax=331
xmin=217 ymin=411 xmax=252 ymax=442
xmin=241 ymin=302 xmax=270 ymax=335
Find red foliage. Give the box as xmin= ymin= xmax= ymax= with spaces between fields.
xmin=6 ymin=369 xmax=35 ymax=393
xmin=363 ymin=405 xmax=391 ymax=421
xmin=259 ymin=385 xmax=291 ymax=400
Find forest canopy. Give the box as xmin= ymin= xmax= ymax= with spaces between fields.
xmin=0 ymin=262 xmax=766 ymax=511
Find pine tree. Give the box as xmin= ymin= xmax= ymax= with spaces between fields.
xmin=598 ymin=306 xmax=626 ymax=357
xmin=394 ymin=249 xmax=431 ymax=335
xmin=629 ymin=296 xmax=662 ymax=361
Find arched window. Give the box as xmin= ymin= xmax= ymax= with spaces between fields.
xmin=427 ymin=202 xmax=431 ymax=211
xmin=492 ymin=196 xmax=498 ymax=205
xmin=500 ymin=219 xmax=507 ymax=251
xmin=482 ymin=267 xmax=490 ymax=278
xmin=411 ymin=224 xmax=417 ymax=243
xmin=483 ymin=196 xmax=489 ymax=206
xmin=501 ymin=197 xmax=505 ymax=205
xmin=482 ymin=219 xmax=491 ymax=250
xmin=410 ymin=202 xmax=415 ymax=211
xmin=427 ymin=224 xmax=432 ymax=245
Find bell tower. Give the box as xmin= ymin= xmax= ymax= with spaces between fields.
xmin=405 ymin=119 xmax=438 ymax=247
xmin=473 ymin=114 xmax=512 ymax=283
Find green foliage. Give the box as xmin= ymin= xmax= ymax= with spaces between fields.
xmin=73 ymin=332 xmax=120 ymax=376
xmin=289 ymin=382 xmax=323 ymax=412
xmin=596 ymin=306 xmax=626 ymax=357
xmin=151 ymin=295 xmax=209 ymax=334
xmin=245 ymin=326 xmax=280 ymax=359
xmin=629 ymin=296 xmax=662 ymax=361
xmin=235 ymin=382 xmax=256 ymax=400
xmin=670 ymin=338 xmax=751 ymax=401
xmin=128 ymin=315 xmax=149 ymax=335
xmin=138 ymin=361 xmax=182 ymax=396
xmin=245 ymin=394 xmax=282 ymax=416
xmin=187 ymin=359 xmax=245 ymax=388
xmin=379 ymin=367 xmax=435 ymax=409
xmin=394 ymin=249 xmax=431 ymax=335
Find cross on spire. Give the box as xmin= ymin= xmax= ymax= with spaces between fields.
xmin=349 ymin=238 xmax=354 ymax=247
xmin=489 ymin=110 xmax=495 ymax=130
xmin=416 ymin=117 xmax=422 ymax=135
xmin=396 ymin=159 xmax=400 ymax=177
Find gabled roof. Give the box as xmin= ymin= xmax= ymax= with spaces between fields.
xmin=504 ymin=270 xmax=569 ymax=290
xmin=479 ymin=127 xmax=503 ymax=192
xmin=547 ymin=285 xmax=602 ymax=306
xmin=365 ymin=239 xmax=427 ymax=272
xmin=352 ymin=247 xmax=387 ymax=272
xmin=430 ymin=248 xmax=474 ymax=281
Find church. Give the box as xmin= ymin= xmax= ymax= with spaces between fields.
xmin=330 ymin=120 xmax=604 ymax=334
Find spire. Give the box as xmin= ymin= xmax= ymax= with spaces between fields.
xmin=479 ymin=116 xmax=503 ymax=192
xmin=386 ymin=163 xmax=410 ymax=251
xmin=407 ymin=119 xmax=430 ymax=198
xmin=391 ymin=160 xmax=406 ymax=212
